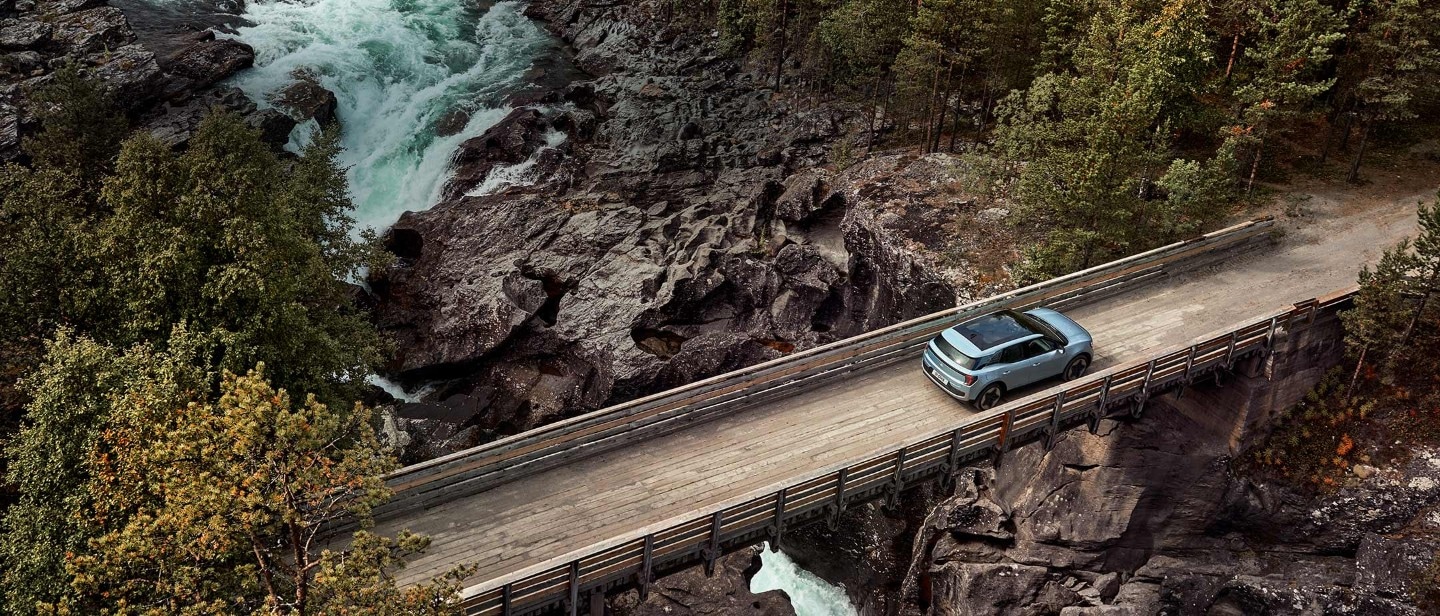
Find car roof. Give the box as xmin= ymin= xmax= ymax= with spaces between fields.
xmin=949 ymin=310 xmax=1045 ymax=352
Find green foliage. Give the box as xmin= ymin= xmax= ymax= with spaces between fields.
xmin=3 ymin=364 xmax=465 ymax=616
xmin=0 ymin=106 xmax=383 ymax=414
xmin=21 ymin=64 xmax=129 ymax=183
xmin=0 ymin=331 xmax=209 ymax=613
xmin=1342 ymin=194 xmax=1440 ymax=384
xmin=995 ymin=0 xmax=1228 ymax=279
xmin=0 ymin=73 xmax=409 ymax=615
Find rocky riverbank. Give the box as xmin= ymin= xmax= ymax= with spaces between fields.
xmin=368 ymin=0 xmax=1020 ymax=460
xmin=0 ymin=0 xmax=317 ymax=158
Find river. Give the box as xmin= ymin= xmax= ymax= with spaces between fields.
xmin=117 ymin=2 xmax=860 ymax=610
xmin=119 ymin=0 xmax=557 ymax=231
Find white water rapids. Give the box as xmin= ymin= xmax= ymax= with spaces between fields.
xmin=139 ymin=0 xmax=554 ymax=231
xmin=123 ymin=6 xmax=862 ymax=609
xmin=752 ymin=544 xmax=860 ymax=616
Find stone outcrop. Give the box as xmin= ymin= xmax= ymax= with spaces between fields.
xmin=784 ymin=366 xmax=1440 ymax=616
xmin=268 ymin=69 xmax=338 ymax=125
xmin=367 ymin=0 xmax=1015 ymax=452
xmin=608 ymin=547 xmax=795 ymax=616
xmin=0 ymin=0 xmax=262 ymax=160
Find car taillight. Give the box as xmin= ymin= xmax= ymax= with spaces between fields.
xmin=962 ymin=373 xmax=977 ymax=386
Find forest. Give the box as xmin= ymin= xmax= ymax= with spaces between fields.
xmin=700 ymin=0 xmax=1438 ymax=276
xmin=0 ymin=0 xmax=1438 ymax=613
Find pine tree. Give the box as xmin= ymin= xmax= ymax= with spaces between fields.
xmin=1342 ymin=194 xmax=1440 ymax=386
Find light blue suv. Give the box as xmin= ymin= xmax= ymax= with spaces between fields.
xmin=921 ymin=308 xmax=1094 ymax=410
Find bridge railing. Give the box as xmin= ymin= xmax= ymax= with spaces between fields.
xmin=457 ymin=287 xmax=1356 ymax=616
xmin=373 ymin=217 xmax=1278 ymax=521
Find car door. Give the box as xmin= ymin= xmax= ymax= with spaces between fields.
xmin=1015 ymin=338 xmax=1064 ymax=386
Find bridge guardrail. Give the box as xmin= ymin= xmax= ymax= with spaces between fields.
xmin=372 ymin=217 xmax=1279 ymax=521
xmin=458 ymin=286 xmax=1356 ymax=616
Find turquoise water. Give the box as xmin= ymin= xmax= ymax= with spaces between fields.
xmin=751 ymin=544 xmax=860 ymax=616
xmin=141 ymin=0 xmax=552 ymax=231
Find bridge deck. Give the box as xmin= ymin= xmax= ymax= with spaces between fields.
xmin=377 ymin=194 xmax=1421 ymax=591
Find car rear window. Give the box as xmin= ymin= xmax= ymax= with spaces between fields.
xmin=933 ymin=336 xmax=980 ymax=370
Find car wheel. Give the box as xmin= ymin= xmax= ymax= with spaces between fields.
xmin=1063 ymin=354 xmax=1091 ymax=381
xmin=975 ymin=384 xmax=1005 ymax=410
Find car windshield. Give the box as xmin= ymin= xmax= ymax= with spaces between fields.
xmin=1014 ymin=311 xmax=1068 ymax=344
xmin=953 ymin=311 xmax=1041 ymax=350
xmin=933 ymin=336 xmax=981 ymax=370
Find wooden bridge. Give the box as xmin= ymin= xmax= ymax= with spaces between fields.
xmin=365 ymin=208 xmax=1411 ymax=616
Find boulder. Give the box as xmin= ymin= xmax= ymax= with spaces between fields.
xmin=269 ymin=70 xmax=338 ymax=125
xmin=608 ymin=547 xmax=795 ymax=616
xmin=37 ymin=0 xmax=103 ymax=14
xmin=49 ymin=7 xmax=133 ymax=55
xmin=89 ymin=44 xmax=165 ymax=111
xmin=0 ymin=20 xmax=50 ymax=50
xmin=162 ymin=33 xmax=254 ymax=91
xmin=439 ymin=106 xmax=550 ymax=200
xmin=245 ymin=107 xmax=297 ymax=149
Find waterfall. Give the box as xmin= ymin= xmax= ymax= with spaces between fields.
xmin=751 ymin=544 xmax=860 ymax=616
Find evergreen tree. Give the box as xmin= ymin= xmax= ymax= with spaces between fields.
xmin=1226 ymin=0 xmax=1344 ymax=193
xmin=1333 ymin=0 xmax=1440 ymax=181
xmin=57 ymin=366 xmax=467 ymax=615
xmin=1342 ymin=194 xmax=1440 ymax=386
xmin=994 ymin=0 xmax=1223 ymax=278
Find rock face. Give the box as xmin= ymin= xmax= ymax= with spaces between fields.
xmin=268 ymin=70 xmax=338 ymax=125
xmin=367 ymin=0 xmax=1017 ymax=449
xmin=788 ymin=382 xmax=1440 ymax=616
xmin=608 ymin=547 xmax=795 ymax=616
xmin=0 ymin=0 xmax=262 ymax=160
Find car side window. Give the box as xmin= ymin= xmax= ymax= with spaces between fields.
xmin=1023 ymin=338 xmax=1057 ymax=359
xmin=994 ymin=344 xmax=1025 ymax=365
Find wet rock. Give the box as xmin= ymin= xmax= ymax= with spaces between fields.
xmin=440 ymin=106 xmax=550 ymax=200
xmin=161 ymin=33 xmax=254 ymax=91
xmin=245 ymin=107 xmax=297 ymax=149
xmin=38 ymin=0 xmax=104 ymax=14
xmin=434 ymin=107 xmax=470 ymax=138
xmin=269 ymin=70 xmax=338 ymax=125
xmin=608 ymin=547 xmax=795 ymax=616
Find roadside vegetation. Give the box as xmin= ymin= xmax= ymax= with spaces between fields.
xmin=687 ymin=0 xmax=1440 ymax=278
xmin=0 ymin=69 xmax=465 ymax=615
xmin=1246 ymin=194 xmax=1440 ymax=493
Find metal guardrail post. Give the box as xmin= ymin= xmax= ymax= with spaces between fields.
xmin=769 ymin=488 xmax=787 ymax=551
xmin=501 ymin=584 xmax=513 ymax=616
xmin=567 ymin=562 xmax=580 ymax=616
xmin=1176 ymin=345 xmax=1199 ymax=399
xmin=1045 ymin=390 xmax=1067 ymax=450
xmin=945 ymin=427 xmax=963 ymax=479
xmin=886 ymin=448 xmax=909 ymax=508
xmin=703 ymin=511 xmax=723 ymax=576
xmin=1223 ymin=331 xmax=1238 ymax=367
xmin=639 ymin=535 xmax=654 ymax=599
xmin=1134 ymin=359 xmax=1158 ymax=418
xmin=827 ymin=468 xmax=849 ymax=530
xmin=1090 ymin=375 xmax=1112 ymax=434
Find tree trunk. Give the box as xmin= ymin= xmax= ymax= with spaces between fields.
xmin=773 ymin=0 xmax=786 ymax=91
xmin=1346 ymin=344 xmax=1368 ymax=404
xmin=948 ymin=77 xmax=966 ymax=152
xmin=1347 ymin=117 xmax=1370 ymax=183
xmin=1225 ymin=31 xmax=1241 ymax=78
xmin=866 ymin=76 xmax=880 ymax=153
xmin=1246 ymin=138 xmax=1262 ymax=195
xmin=924 ymin=53 xmax=942 ymax=150
xmin=1338 ymin=110 xmax=1356 ymax=151
xmin=931 ymin=62 xmax=954 ymax=153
